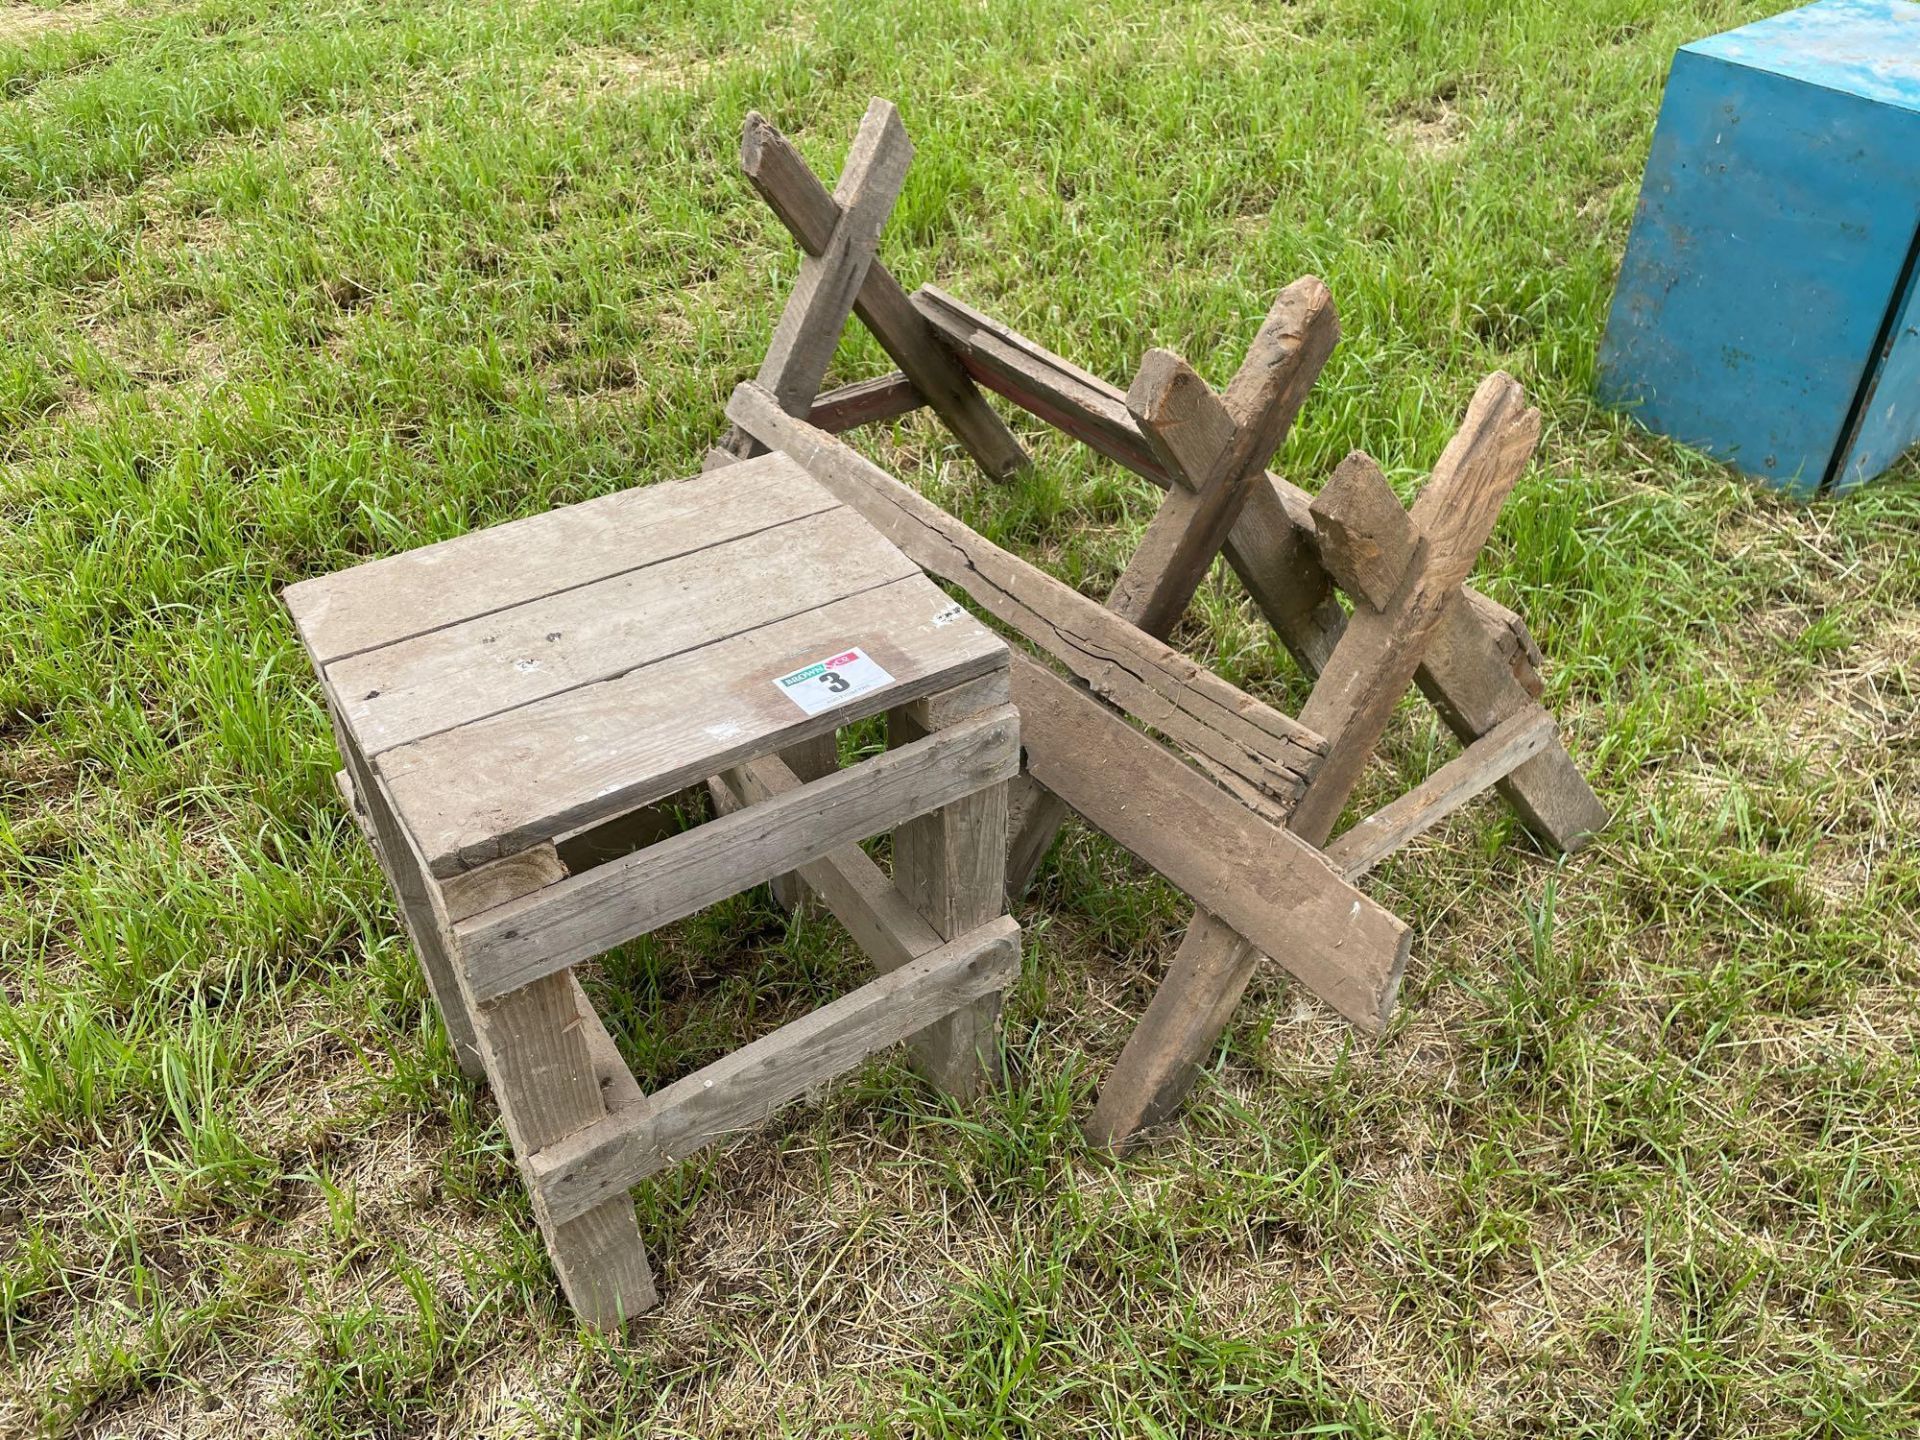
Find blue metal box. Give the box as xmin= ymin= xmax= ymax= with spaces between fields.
xmin=1597 ymin=0 xmax=1920 ymax=495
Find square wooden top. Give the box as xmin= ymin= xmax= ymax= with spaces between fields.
xmin=284 ymin=452 xmax=1008 ymax=878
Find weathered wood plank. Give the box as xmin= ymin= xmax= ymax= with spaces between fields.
xmin=739 ymin=109 xmax=1027 ymax=480
xmin=715 ymin=99 xmax=913 ymax=464
xmin=725 ymin=384 xmax=1327 ymax=808
xmin=1221 ymin=475 xmax=1350 ymax=673
xmin=897 ymin=669 xmax=1011 ymax=727
xmin=1290 ymin=373 xmax=1542 ymax=845
xmin=808 ymin=371 xmax=922 ymax=432
xmin=528 ymin=916 xmax=1020 ymax=1227
xmin=757 ymin=99 xmax=910 ymax=417
xmin=1305 ymin=466 xmax=1590 ymax=845
xmin=284 ymin=453 xmax=831 ymax=667
xmin=890 ymin=706 xmax=1021 ymax=952
xmin=440 ymin=845 xmax=568 ymax=924
xmin=480 ymin=971 xmax=659 ymax=1327
xmin=1311 ymin=453 xmax=1547 ymax=694
xmin=1109 ymin=279 xmax=1338 ymax=637
xmin=914 ymin=285 xmax=1162 ymax=478
xmin=1309 ymin=451 xmax=1420 ymax=611
xmin=714 ymin=734 xmax=1024 ymax=1095
xmin=1466 ymin=590 xmax=1547 ymax=697
xmin=1049 ymin=286 xmax=1338 ymax=1147
xmin=568 ymin=969 xmax=644 ymax=1110
xmin=1002 ymin=774 xmax=1067 ymax=902
xmin=1324 ymin=708 xmax=1559 ymax=879
xmin=906 ymin=292 xmax=1603 ymax=849
xmin=1011 ymin=653 xmax=1409 ymax=1031
xmin=333 ymin=505 xmax=920 ymax=757
xmin=455 ymin=706 xmax=1021 ymax=1002
xmin=1087 ymin=689 xmax=1549 ymax=1150
xmin=334 ymin=724 xmax=485 ymax=1078
xmin=380 ymin=573 xmax=1007 ymax=876
xmin=1125 ymin=347 xmax=1238 ymax=490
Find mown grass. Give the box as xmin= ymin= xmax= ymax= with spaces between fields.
xmin=0 ymin=0 xmax=1916 ymax=1434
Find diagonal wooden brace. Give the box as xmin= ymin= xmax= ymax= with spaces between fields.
xmin=720 ymin=104 xmax=1028 ymax=481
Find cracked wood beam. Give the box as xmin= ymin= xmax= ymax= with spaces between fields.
xmin=729 ymin=107 xmax=1028 ymax=480
xmin=726 ymin=382 xmax=1327 ymax=809
xmin=914 ymin=287 xmax=1604 ymax=853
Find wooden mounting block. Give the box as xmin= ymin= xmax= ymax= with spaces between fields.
xmin=287 ymin=452 xmax=1030 ymax=1326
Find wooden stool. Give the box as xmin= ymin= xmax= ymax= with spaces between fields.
xmin=283 ymin=452 xmax=1021 ymax=1328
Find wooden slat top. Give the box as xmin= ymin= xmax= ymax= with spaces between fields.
xmin=284 ymin=453 xmax=839 ymax=667
xmin=285 ymin=453 xmax=1009 ymax=877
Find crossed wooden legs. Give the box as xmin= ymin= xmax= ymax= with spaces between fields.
xmin=956 ymin=278 xmax=1345 ymax=1144
xmin=1086 ymin=373 xmax=1554 ymax=1146
xmin=887 ymin=678 xmax=1013 ymax=1098
xmin=709 ymin=99 xmax=1027 ymax=482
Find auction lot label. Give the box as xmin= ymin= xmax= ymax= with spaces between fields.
xmin=773 ymin=646 xmax=895 ymax=716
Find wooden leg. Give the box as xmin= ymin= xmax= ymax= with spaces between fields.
xmin=769 ymin=732 xmax=838 ymax=912
xmin=348 ymin=749 xmax=658 ymax=1327
xmin=1004 ymin=778 xmax=1070 ymax=900
xmin=1085 ymin=911 xmax=1258 ymax=1150
xmin=1414 ymin=598 xmax=1611 ymax=851
xmin=472 ymin=971 xmax=659 ymax=1327
xmin=335 ymin=725 xmax=486 ymax=1080
xmin=888 ymin=680 xmax=1013 ymax=1100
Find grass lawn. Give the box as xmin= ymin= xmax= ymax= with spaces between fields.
xmin=1 ymin=0 xmax=1917 ymax=1433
